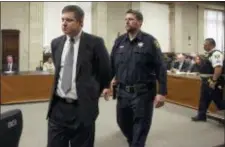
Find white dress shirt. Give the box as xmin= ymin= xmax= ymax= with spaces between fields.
xmin=178 ymin=61 xmax=184 ymax=71
xmin=8 ymin=63 xmax=12 ymax=71
xmin=56 ymin=30 xmax=82 ymax=99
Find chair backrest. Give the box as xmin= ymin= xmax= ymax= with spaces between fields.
xmin=0 ymin=109 xmax=23 ymax=147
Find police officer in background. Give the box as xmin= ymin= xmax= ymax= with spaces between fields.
xmin=192 ymin=38 xmax=225 ymax=121
xmin=104 ymin=9 xmax=167 ymax=147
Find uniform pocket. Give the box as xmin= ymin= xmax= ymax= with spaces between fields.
xmin=115 ymin=49 xmax=126 ymax=64
xmin=133 ymin=48 xmax=154 ymax=64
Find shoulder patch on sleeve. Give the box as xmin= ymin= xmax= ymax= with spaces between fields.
xmin=212 ymin=51 xmax=223 ymax=58
xmin=214 ymin=54 xmax=221 ymax=59
xmin=154 ymin=40 xmax=161 ymax=49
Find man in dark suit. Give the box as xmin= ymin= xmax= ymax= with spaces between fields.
xmin=46 ymin=5 xmax=111 ymax=147
xmin=3 ymin=55 xmax=18 ymax=72
xmin=172 ymin=53 xmax=190 ymax=72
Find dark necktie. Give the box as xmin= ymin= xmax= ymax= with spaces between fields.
xmin=61 ymin=38 xmax=75 ymax=94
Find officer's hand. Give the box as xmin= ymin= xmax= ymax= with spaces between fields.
xmin=209 ymin=82 xmax=216 ymax=89
xmin=154 ymin=94 xmax=166 ymax=108
xmin=208 ymin=78 xmax=216 ymax=89
xmin=102 ymin=88 xmax=111 ymax=101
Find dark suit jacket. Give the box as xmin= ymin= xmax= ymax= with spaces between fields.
xmin=165 ymin=58 xmax=173 ymax=70
xmin=3 ymin=63 xmax=18 ymax=72
xmin=173 ymin=60 xmax=190 ymax=72
xmin=189 ymin=63 xmax=200 ymax=73
xmin=47 ymin=32 xmax=111 ymax=125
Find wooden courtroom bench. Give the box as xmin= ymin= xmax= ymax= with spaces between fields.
xmin=166 ymin=73 xmax=217 ymax=113
xmin=0 ymin=71 xmax=54 ymax=104
xmin=1 ymin=71 xmax=224 ymax=123
xmin=167 ymin=73 xmax=224 ymax=123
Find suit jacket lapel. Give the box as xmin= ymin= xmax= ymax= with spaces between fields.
xmin=55 ymin=36 xmax=66 ymax=71
xmin=76 ymin=32 xmax=86 ymax=79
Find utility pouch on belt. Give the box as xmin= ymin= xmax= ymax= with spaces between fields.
xmin=113 ymin=84 xmax=117 ymax=100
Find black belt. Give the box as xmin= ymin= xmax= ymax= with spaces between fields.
xmin=119 ymin=83 xmax=153 ymax=93
xmin=55 ymin=94 xmax=78 ymax=104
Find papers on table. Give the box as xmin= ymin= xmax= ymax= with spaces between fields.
xmin=4 ymin=71 xmax=15 ymax=74
xmin=167 ymin=70 xmax=198 ymax=76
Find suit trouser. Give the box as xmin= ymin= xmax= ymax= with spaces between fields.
xmin=197 ymin=82 xmax=225 ymax=118
xmin=116 ymin=88 xmax=154 ymax=147
xmin=47 ymin=96 xmax=95 ymax=147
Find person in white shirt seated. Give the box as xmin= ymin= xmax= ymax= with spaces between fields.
xmin=43 ymin=57 xmax=55 ymax=72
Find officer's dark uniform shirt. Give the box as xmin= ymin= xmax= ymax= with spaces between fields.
xmin=111 ymin=31 xmax=167 ymax=95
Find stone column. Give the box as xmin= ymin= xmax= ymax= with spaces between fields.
xmin=174 ymin=2 xmax=183 ymax=53
xmin=28 ymin=2 xmax=44 ymax=71
xmin=169 ymin=3 xmax=175 ymax=52
xmin=92 ymin=2 xmax=108 ymax=48
xmin=197 ymin=5 xmax=205 ymax=54
xmin=1 ymin=2 xmax=30 ymax=71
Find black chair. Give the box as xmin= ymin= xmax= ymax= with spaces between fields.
xmin=0 ymin=109 xmax=23 ymax=147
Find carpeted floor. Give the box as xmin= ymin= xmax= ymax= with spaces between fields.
xmin=1 ymin=98 xmax=224 ymax=147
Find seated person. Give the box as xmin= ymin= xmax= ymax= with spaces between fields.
xmin=163 ymin=54 xmax=170 ymax=69
xmin=185 ymin=54 xmax=194 ymax=64
xmin=166 ymin=52 xmax=176 ymax=70
xmin=43 ymin=57 xmax=55 ymax=72
xmin=189 ymin=52 xmax=197 ymax=63
xmin=2 ymin=55 xmax=18 ymax=72
xmin=171 ymin=53 xmax=190 ymax=72
xmin=187 ymin=55 xmax=202 ymax=73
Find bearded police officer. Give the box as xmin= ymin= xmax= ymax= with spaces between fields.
xmin=192 ymin=38 xmax=225 ymax=122
xmin=104 ymin=9 xmax=167 ymax=147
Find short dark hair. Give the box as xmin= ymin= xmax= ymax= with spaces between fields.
xmin=205 ymin=38 xmax=216 ymax=47
xmin=126 ymin=9 xmax=143 ymax=22
xmin=62 ymin=5 xmax=84 ymax=23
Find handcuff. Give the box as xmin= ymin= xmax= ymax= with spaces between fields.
xmin=207 ymin=77 xmax=223 ymax=89
xmin=208 ymin=78 xmax=217 ymax=85
xmin=207 ymin=77 xmax=217 ymax=88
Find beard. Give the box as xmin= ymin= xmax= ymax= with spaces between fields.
xmin=126 ymin=27 xmax=137 ymax=33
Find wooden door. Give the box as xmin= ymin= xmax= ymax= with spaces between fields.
xmin=1 ymin=29 xmax=20 ymax=70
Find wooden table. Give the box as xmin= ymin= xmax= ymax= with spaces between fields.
xmin=0 ymin=71 xmax=219 ymax=113
xmin=166 ymin=73 xmax=217 ymax=113
xmin=0 ymin=72 xmax=54 ymax=104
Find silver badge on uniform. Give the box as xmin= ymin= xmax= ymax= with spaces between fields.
xmin=138 ymin=42 xmax=144 ymax=48
xmin=119 ymin=45 xmax=124 ymax=48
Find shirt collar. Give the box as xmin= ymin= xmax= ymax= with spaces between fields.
xmin=207 ymin=48 xmax=216 ymax=53
xmin=66 ymin=29 xmax=82 ymax=42
xmin=124 ymin=30 xmax=143 ymax=42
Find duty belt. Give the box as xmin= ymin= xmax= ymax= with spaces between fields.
xmin=119 ymin=83 xmax=153 ymax=93
xmin=200 ymin=74 xmax=225 ymax=78
xmin=200 ymin=74 xmax=225 ymax=82
xmin=200 ymin=74 xmax=213 ymax=82
xmin=200 ymin=74 xmax=213 ymax=78
xmin=200 ymin=74 xmax=225 ymax=88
